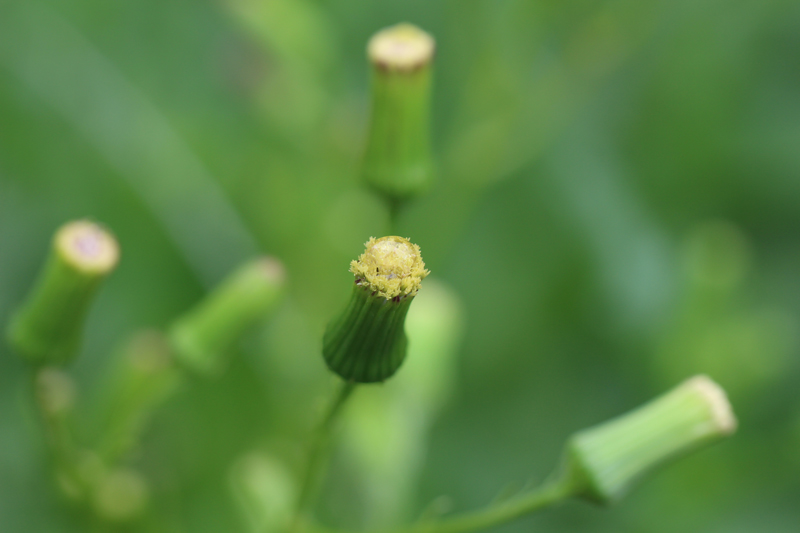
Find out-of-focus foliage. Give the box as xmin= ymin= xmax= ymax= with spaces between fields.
xmin=1 ymin=0 xmax=799 ymax=531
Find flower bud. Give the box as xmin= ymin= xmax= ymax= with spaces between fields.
xmin=323 ymin=236 xmax=429 ymax=383
xmin=362 ymin=23 xmax=435 ymax=202
xmin=561 ymin=375 xmax=737 ymax=504
xmin=7 ymin=220 xmax=119 ymax=365
xmin=169 ymin=257 xmax=286 ymax=375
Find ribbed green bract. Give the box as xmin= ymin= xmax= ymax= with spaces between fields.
xmin=323 ymin=284 xmax=414 ymax=383
xmin=362 ymin=63 xmax=433 ymax=202
xmin=560 ymin=376 xmax=736 ymax=505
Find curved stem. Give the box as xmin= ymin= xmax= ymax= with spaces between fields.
xmin=29 ymin=367 xmax=93 ymax=499
xmin=291 ymin=381 xmax=358 ymax=532
xmin=307 ymin=475 xmax=575 ymax=533
xmin=402 ymin=476 xmax=574 ymax=533
xmin=388 ymin=199 xmax=402 ymax=232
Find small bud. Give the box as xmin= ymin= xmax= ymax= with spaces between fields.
xmin=7 ymin=220 xmax=119 ymax=365
xmin=323 ymin=236 xmax=429 ymax=383
xmin=169 ymin=257 xmax=286 ymax=375
xmin=562 ymin=375 xmax=737 ymax=504
xmin=362 ymin=23 xmax=435 ymax=202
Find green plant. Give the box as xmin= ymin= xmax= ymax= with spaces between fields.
xmin=5 ymin=21 xmax=740 ymax=533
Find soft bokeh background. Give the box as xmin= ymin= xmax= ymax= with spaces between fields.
xmin=2 ymin=0 xmax=800 ymax=531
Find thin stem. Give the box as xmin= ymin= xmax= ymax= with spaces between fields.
xmin=403 ymin=476 xmax=573 ymax=533
xmin=30 ymin=369 xmax=87 ymax=497
xmin=388 ymin=198 xmax=403 ymax=233
xmin=291 ymin=381 xmax=358 ymax=532
xmin=306 ymin=475 xmax=575 ymax=533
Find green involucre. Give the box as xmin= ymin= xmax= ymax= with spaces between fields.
xmin=323 ymin=284 xmax=414 ymax=383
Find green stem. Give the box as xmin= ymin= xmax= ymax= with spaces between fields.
xmin=169 ymin=257 xmax=285 ymax=376
xmin=401 ymin=477 xmax=574 ymax=533
xmin=94 ymin=331 xmax=183 ymax=465
xmin=388 ymin=198 xmax=403 ymax=234
xmin=291 ymin=381 xmax=358 ymax=532
xmin=306 ymin=474 xmax=574 ymax=533
xmin=30 ymin=369 xmax=87 ymax=499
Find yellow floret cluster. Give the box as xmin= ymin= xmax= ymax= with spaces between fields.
xmin=350 ymin=236 xmax=429 ymax=299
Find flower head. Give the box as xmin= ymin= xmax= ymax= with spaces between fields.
xmin=350 ymin=236 xmax=429 ymax=300
xmin=323 ymin=236 xmax=429 ymax=383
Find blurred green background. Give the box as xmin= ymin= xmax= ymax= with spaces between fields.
xmin=2 ymin=0 xmax=800 ymax=531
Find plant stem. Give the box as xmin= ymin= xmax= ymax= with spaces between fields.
xmin=291 ymin=381 xmax=358 ymax=532
xmin=403 ymin=476 xmax=573 ymax=533
xmin=388 ymin=198 xmax=403 ymax=234
xmin=170 ymin=257 xmax=286 ymax=376
xmin=30 ymin=368 xmax=87 ymax=498
xmin=304 ymin=475 xmax=575 ymax=533
xmin=88 ymin=331 xmax=183 ymax=466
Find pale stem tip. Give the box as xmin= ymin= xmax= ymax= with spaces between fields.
xmin=684 ymin=375 xmax=738 ymax=435
xmin=56 ymin=220 xmax=119 ymax=274
xmin=368 ymin=23 xmax=435 ymax=71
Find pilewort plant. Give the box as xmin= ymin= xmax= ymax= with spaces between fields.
xmin=6 ymin=22 xmax=738 ymax=533
xmin=290 ymin=234 xmax=736 ymax=533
